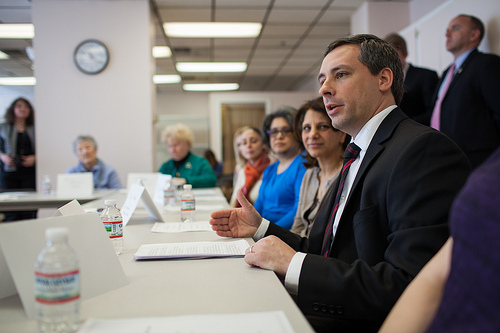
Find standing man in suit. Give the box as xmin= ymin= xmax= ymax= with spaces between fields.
xmin=210 ymin=35 xmax=470 ymax=332
xmin=430 ymin=14 xmax=500 ymax=168
xmin=384 ymin=33 xmax=438 ymax=125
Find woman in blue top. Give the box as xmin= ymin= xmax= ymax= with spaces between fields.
xmin=253 ymin=107 xmax=306 ymax=229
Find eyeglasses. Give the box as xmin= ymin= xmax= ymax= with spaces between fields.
xmin=266 ymin=128 xmax=293 ymax=137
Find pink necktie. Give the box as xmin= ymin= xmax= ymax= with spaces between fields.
xmin=430 ymin=63 xmax=456 ymax=130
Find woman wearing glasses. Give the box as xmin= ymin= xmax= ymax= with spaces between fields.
xmin=290 ymin=97 xmax=349 ymax=238
xmin=252 ymin=107 xmax=307 ymax=229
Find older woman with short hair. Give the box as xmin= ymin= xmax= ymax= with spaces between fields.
xmin=67 ymin=135 xmax=122 ymax=189
xmin=159 ymin=123 xmax=217 ymax=188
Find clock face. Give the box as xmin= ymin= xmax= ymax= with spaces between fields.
xmin=73 ymin=40 xmax=109 ymax=74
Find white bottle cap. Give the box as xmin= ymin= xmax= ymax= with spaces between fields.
xmin=46 ymin=227 xmax=68 ymax=242
xmin=104 ymin=199 xmax=117 ymax=206
xmin=183 ymin=184 xmax=192 ymax=190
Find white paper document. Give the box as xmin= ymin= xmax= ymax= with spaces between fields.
xmin=77 ymin=311 xmax=295 ymax=333
xmin=134 ymin=239 xmax=249 ymax=260
xmin=151 ymin=221 xmax=212 ymax=233
xmin=164 ymin=204 xmax=226 ymax=212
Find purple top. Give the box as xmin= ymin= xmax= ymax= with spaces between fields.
xmin=427 ymin=148 xmax=500 ymax=332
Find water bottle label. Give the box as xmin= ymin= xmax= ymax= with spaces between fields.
xmin=103 ymin=220 xmax=123 ymax=239
xmin=181 ymin=199 xmax=195 ymax=211
xmin=164 ymin=189 xmax=175 ymax=199
xmin=34 ymin=270 xmax=80 ymax=305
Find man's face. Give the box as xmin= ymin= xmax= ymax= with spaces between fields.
xmin=318 ymin=44 xmax=382 ymax=138
xmin=446 ymin=16 xmax=478 ymax=57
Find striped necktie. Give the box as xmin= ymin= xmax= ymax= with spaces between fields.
xmin=321 ymin=142 xmax=361 ymax=257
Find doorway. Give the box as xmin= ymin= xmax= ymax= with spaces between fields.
xmin=219 ymin=102 xmax=266 ymax=199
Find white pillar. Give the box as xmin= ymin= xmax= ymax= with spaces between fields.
xmin=351 ymin=2 xmax=410 ymax=37
xmin=32 ymin=0 xmax=155 ymax=189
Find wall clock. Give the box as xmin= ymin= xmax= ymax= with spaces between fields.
xmin=73 ymin=39 xmax=109 ymax=75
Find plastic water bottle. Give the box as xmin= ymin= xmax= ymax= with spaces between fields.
xmin=180 ymin=184 xmax=195 ymax=222
xmin=163 ymin=176 xmax=176 ymax=206
xmin=100 ymin=199 xmax=123 ymax=255
xmin=42 ymin=175 xmax=53 ymax=196
xmin=34 ymin=227 xmax=80 ymax=333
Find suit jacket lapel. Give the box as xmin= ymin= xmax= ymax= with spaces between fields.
xmin=331 ymin=108 xmax=407 ymax=247
xmin=442 ymin=48 xmax=478 ymax=100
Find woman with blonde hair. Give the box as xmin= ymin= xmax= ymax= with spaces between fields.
xmin=158 ymin=123 xmax=216 ymax=188
xmin=230 ymin=126 xmax=271 ymax=207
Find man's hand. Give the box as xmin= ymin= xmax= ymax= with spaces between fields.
xmin=210 ymin=189 xmax=262 ymax=238
xmin=244 ymin=235 xmax=296 ymax=278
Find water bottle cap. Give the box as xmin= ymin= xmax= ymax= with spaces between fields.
xmin=46 ymin=227 xmax=68 ymax=242
xmin=104 ymin=199 xmax=117 ymax=206
xmin=183 ymin=184 xmax=192 ymax=190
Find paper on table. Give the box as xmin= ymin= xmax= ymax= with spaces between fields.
xmin=195 ymin=196 xmax=226 ymax=202
xmin=164 ymin=204 xmax=226 ymax=212
xmin=151 ymin=221 xmax=213 ymax=233
xmin=77 ymin=311 xmax=295 ymax=333
xmin=192 ymin=188 xmax=221 ymax=196
xmin=134 ymin=239 xmax=249 ymax=260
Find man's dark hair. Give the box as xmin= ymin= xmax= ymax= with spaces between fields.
xmin=324 ymin=34 xmax=404 ymax=105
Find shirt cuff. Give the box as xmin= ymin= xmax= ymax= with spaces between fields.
xmin=284 ymin=252 xmax=307 ymax=295
xmin=253 ymin=218 xmax=269 ymax=241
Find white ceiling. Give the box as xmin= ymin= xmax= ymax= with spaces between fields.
xmin=0 ymin=0 xmax=403 ymax=92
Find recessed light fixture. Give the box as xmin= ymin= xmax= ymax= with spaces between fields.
xmin=164 ymin=22 xmax=261 ymax=38
xmin=183 ymin=83 xmax=239 ymax=91
xmin=0 ymin=77 xmax=36 ymax=85
xmin=0 ymin=51 xmax=9 ymax=59
xmin=153 ymin=75 xmax=181 ymax=84
xmin=0 ymin=24 xmax=34 ymax=39
xmin=176 ymin=62 xmax=247 ymax=73
xmin=152 ymin=46 xmax=171 ymax=58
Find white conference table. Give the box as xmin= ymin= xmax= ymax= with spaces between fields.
xmin=0 ymin=188 xmax=314 ymax=332
xmin=0 ymin=189 xmax=117 ymax=212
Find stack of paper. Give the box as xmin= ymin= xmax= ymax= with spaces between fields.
xmin=134 ymin=239 xmax=249 ymax=260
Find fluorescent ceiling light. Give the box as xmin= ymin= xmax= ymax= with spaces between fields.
xmin=164 ymin=22 xmax=261 ymax=38
xmin=153 ymin=75 xmax=181 ymax=84
xmin=0 ymin=77 xmax=36 ymax=85
xmin=0 ymin=24 xmax=34 ymax=39
xmin=0 ymin=51 xmax=9 ymax=59
xmin=176 ymin=62 xmax=247 ymax=73
xmin=152 ymin=46 xmax=171 ymax=58
xmin=183 ymin=83 xmax=239 ymax=91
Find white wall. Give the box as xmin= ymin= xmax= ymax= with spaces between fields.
xmin=401 ymin=0 xmax=500 ymax=75
xmin=32 ymin=0 xmax=154 ymax=190
xmin=351 ymin=2 xmax=410 ymax=37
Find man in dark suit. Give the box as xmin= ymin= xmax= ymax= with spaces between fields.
xmin=210 ymin=35 xmax=470 ymax=332
xmin=430 ymin=14 xmax=500 ymax=168
xmin=384 ymin=33 xmax=438 ymax=125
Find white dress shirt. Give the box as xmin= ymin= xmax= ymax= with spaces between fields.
xmin=254 ymin=105 xmax=397 ymax=295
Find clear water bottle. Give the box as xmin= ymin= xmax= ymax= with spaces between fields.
xmin=42 ymin=175 xmax=53 ymax=196
xmin=163 ymin=176 xmax=176 ymax=206
xmin=180 ymin=184 xmax=195 ymax=222
xmin=34 ymin=227 xmax=80 ymax=333
xmin=100 ymin=199 xmax=123 ymax=255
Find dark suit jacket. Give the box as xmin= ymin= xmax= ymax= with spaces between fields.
xmin=432 ymin=48 xmax=500 ymax=168
xmin=266 ymin=108 xmax=471 ymax=332
xmin=400 ymin=64 xmax=438 ymax=125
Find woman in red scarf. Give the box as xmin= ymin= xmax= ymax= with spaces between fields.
xmin=230 ymin=127 xmax=271 ymax=207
